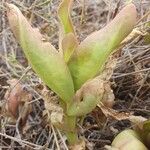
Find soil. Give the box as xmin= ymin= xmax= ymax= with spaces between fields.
xmin=0 ymin=0 xmax=150 ymax=150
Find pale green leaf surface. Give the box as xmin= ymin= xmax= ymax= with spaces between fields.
xmin=7 ymin=3 xmax=74 ymax=103
xmin=62 ymin=33 xmax=78 ymax=62
xmin=58 ymin=0 xmax=75 ymax=35
xmin=112 ymin=129 xmax=148 ymax=150
xmin=67 ymin=77 xmax=104 ymax=116
xmin=58 ymin=0 xmax=78 ymax=57
xmin=68 ymin=3 xmax=137 ymax=90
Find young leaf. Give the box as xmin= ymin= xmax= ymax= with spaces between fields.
xmin=68 ymin=3 xmax=137 ymax=90
xmin=62 ymin=33 xmax=78 ymax=62
xmin=58 ymin=0 xmax=75 ymax=35
xmin=6 ymin=3 xmax=74 ymax=103
xmin=58 ymin=0 xmax=78 ymax=60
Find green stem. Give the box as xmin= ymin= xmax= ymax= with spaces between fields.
xmin=65 ymin=115 xmax=78 ymax=145
xmin=59 ymin=100 xmax=78 ymax=145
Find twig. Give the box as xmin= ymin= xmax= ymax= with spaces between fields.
xmin=0 ymin=132 xmax=44 ymax=149
xmin=51 ymin=125 xmax=60 ymax=150
xmin=113 ymin=68 xmax=150 ymax=78
xmin=56 ymin=128 xmax=69 ymax=150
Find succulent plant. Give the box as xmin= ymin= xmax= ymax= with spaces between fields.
xmin=6 ymin=0 xmax=137 ymax=145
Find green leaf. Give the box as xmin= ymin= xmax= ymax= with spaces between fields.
xmin=58 ymin=0 xmax=75 ymax=35
xmin=58 ymin=0 xmax=78 ymax=60
xmin=67 ymin=77 xmax=104 ymax=116
xmin=6 ymin=3 xmax=74 ymax=103
xmin=138 ymin=120 xmax=150 ymax=149
xmin=62 ymin=33 xmax=78 ymax=62
xmin=68 ymin=3 xmax=137 ymax=90
xmin=112 ymin=129 xmax=148 ymax=150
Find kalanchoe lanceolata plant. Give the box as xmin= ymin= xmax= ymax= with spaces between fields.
xmin=6 ymin=0 xmax=137 ymax=145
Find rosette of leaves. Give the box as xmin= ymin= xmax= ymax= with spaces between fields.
xmin=6 ymin=0 xmax=137 ymax=145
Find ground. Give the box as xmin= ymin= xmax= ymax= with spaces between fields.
xmin=0 ymin=0 xmax=150 ymax=150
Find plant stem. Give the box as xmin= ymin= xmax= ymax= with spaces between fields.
xmin=65 ymin=115 xmax=78 ymax=145
xmin=60 ymin=100 xmax=78 ymax=145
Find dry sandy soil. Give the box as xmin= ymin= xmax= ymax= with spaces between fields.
xmin=0 ymin=0 xmax=150 ymax=149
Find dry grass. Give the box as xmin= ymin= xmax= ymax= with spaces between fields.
xmin=0 ymin=0 xmax=150 ymax=149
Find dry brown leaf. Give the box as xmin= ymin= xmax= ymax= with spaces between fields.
xmin=121 ymin=28 xmax=146 ymax=45
xmin=41 ymin=87 xmax=64 ymax=126
xmin=129 ymin=115 xmax=147 ymax=130
xmin=101 ymin=81 xmax=115 ymax=108
xmin=99 ymin=104 xmax=131 ymax=120
xmin=4 ymin=79 xmax=32 ymax=125
xmin=95 ymin=57 xmax=116 ymax=108
xmin=70 ymin=139 xmax=85 ymax=150
xmin=98 ymin=104 xmax=147 ymax=127
xmin=99 ymin=57 xmax=117 ymax=81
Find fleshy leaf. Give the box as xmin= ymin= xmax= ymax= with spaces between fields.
xmin=62 ymin=33 xmax=78 ymax=62
xmin=58 ymin=0 xmax=78 ymax=59
xmin=136 ymin=120 xmax=150 ymax=149
xmin=67 ymin=77 xmax=105 ymax=116
xmin=58 ymin=0 xmax=75 ymax=35
xmin=7 ymin=3 xmax=74 ymax=103
xmin=67 ymin=58 xmax=117 ymax=116
xmin=111 ymin=129 xmax=148 ymax=150
xmin=68 ymin=3 xmax=137 ymax=90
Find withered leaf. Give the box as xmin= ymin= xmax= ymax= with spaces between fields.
xmin=4 ymin=79 xmax=32 ymax=126
xmin=69 ymin=139 xmax=85 ymax=150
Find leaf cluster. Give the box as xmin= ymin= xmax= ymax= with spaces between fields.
xmin=6 ymin=0 xmax=137 ymax=145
